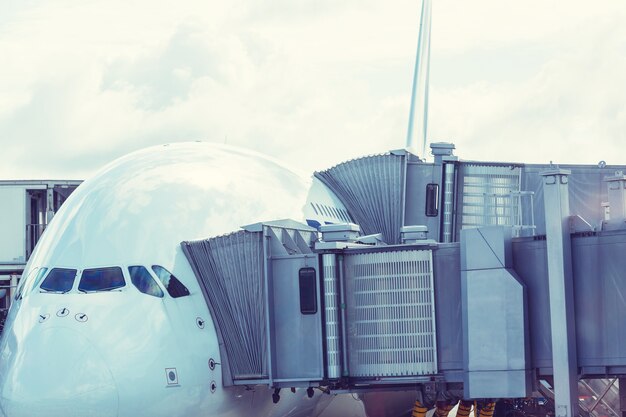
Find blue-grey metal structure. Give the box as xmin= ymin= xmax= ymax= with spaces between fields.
xmin=343 ymin=249 xmax=438 ymax=378
xmin=461 ymin=227 xmax=530 ymax=399
xmin=182 ymin=144 xmax=626 ymax=417
xmin=542 ymin=170 xmax=578 ymax=417
xmin=314 ymin=152 xmax=407 ymax=244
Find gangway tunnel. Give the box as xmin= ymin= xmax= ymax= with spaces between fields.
xmin=181 ymin=144 xmax=626 ymax=417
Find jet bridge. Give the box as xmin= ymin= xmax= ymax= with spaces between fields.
xmin=182 ymin=146 xmax=626 ymax=417
xmin=314 ymin=143 xmax=618 ymax=245
xmin=0 ymin=180 xmax=80 ymax=321
xmin=182 ymin=222 xmax=442 ymax=389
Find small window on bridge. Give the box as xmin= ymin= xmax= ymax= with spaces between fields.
xmin=152 ymin=265 xmax=190 ymax=298
xmin=40 ymin=268 xmax=77 ymax=293
xmin=78 ymin=267 xmax=125 ymax=292
xmin=299 ymin=267 xmax=317 ymax=315
xmin=425 ymin=183 xmax=439 ymax=217
xmin=129 ymin=266 xmax=164 ymax=298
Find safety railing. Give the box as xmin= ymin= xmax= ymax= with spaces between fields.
xmin=25 ymin=223 xmax=46 ymax=259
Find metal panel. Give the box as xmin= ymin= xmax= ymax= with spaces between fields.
xmin=573 ymin=233 xmax=626 ymax=367
xmin=270 ymin=256 xmax=324 ymax=383
xmin=456 ymin=163 xmax=522 ymax=237
xmin=460 ymin=227 xmax=513 ymax=271
xmin=404 ymin=162 xmax=441 ymax=239
xmin=322 ymin=254 xmax=341 ymax=379
xmin=315 ymin=153 xmax=406 ymax=244
xmin=0 ymin=187 xmax=26 ymax=264
xmin=513 ymin=231 xmax=626 ymax=370
xmin=343 ymin=250 xmax=437 ymax=377
xmin=461 ymin=227 xmax=531 ymax=399
xmin=511 ymin=238 xmax=552 ymax=369
xmin=432 ymin=244 xmax=463 ymax=377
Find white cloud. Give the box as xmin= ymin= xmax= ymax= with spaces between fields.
xmin=429 ymin=9 xmax=626 ymax=165
xmin=0 ymin=0 xmax=625 ymax=179
xmin=433 ymin=0 xmax=626 ymax=51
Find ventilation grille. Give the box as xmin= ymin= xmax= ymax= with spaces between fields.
xmin=315 ymin=153 xmax=406 ymax=244
xmin=457 ymin=164 xmax=522 ymax=236
xmin=182 ymin=231 xmax=267 ymax=380
xmin=343 ymin=250 xmax=437 ymax=377
xmin=322 ymin=254 xmax=341 ymax=379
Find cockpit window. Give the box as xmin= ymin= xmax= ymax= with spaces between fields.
xmin=28 ymin=268 xmax=48 ymax=292
xmin=129 ymin=266 xmax=164 ymax=298
xmin=78 ymin=267 xmax=125 ymax=292
xmin=15 ymin=267 xmax=38 ymax=300
xmin=25 ymin=267 xmax=49 ymax=297
xmin=40 ymin=268 xmax=77 ymax=293
xmin=151 ymin=265 xmax=190 ymax=298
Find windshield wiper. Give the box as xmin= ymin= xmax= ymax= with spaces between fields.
xmin=78 ymin=287 xmax=122 ymax=293
xmin=39 ymin=289 xmax=70 ymax=294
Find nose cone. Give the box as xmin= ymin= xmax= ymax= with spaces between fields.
xmin=0 ymin=327 xmax=118 ymax=417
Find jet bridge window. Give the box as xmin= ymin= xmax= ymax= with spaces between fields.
xmin=152 ymin=265 xmax=190 ymax=298
xmin=40 ymin=268 xmax=77 ymax=293
xmin=299 ymin=267 xmax=317 ymax=315
xmin=78 ymin=267 xmax=125 ymax=292
xmin=129 ymin=266 xmax=164 ymax=298
xmin=425 ymin=183 xmax=439 ymax=217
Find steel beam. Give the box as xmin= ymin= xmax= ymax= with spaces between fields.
xmin=587 ymin=379 xmax=617 ymax=414
xmin=45 ymin=187 xmax=55 ymax=224
xmin=620 ymin=378 xmax=626 ymax=417
xmin=541 ymin=169 xmax=578 ymax=417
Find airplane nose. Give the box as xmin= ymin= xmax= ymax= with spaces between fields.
xmin=0 ymin=327 xmax=118 ymax=417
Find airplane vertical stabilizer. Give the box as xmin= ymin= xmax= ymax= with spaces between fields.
xmin=406 ymin=0 xmax=432 ymax=158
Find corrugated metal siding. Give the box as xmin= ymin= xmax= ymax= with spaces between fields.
xmin=344 ymin=250 xmax=438 ymax=377
xmin=315 ymin=154 xmax=406 ymax=244
xmin=182 ymin=231 xmax=268 ymax=380
xmin=457 ymin=164 xmax=522 ymax=236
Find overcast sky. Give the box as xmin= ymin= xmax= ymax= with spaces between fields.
xmin=1 ymin=0 xmax=625 ymax=179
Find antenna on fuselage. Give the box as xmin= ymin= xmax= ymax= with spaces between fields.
xmin=405 ymin=0 xmax=432 ymax=158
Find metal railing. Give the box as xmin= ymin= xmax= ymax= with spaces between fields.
xmin=25 ymin=223 xmax=46 ymax=259
xmin=538 ymin=378 xmax=621 ymax=417
xmin=579 ymin=379 xmax=620 ymax=417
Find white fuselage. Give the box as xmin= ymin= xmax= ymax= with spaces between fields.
xmin=0 ymin=142 xmax=361 ymax=417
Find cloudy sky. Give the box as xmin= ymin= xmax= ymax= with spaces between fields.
xmin=1 ymin=0 xmax=625 ymax=179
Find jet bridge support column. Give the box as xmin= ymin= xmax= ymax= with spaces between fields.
xmin=541 ymin=169 xmax=578 ymax=417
